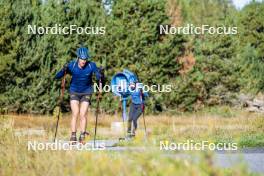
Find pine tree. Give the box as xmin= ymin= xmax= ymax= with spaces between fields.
xmin=237 ymin=2 xmax=264 ymax=92
xmin=95 ymin=0 xmax=187 ymax=112
xmin=0 ymin=0 xmax=106 ymax=113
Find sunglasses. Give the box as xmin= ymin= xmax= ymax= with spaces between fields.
xmin=78 ymin=58 xmax=88 ymax=61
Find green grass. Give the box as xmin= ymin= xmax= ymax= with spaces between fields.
xmin=239 ymin=133 xmax=264 ymax=147
xmin=0 ymin=129 xmax=255 ymax=176
xmin=0 ymin=107 xmax=264 ymax=175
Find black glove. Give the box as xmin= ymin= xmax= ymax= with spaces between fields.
xmin=98 ymin=66 xmax=106 ymax=87
xmin=62 ymin=63 xmax=68 ymax=72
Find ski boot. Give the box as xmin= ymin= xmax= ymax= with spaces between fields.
xmin=70 ymin=132 xmax=77 ymax=145
xmin=79 ymin=131 xmax=89 ymax=144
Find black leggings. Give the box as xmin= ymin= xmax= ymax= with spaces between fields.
xmin=128 ymin=103 xmax=142 ymax=131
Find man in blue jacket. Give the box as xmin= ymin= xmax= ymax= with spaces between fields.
xmin=55 ymin=47 xmax=101 ymax=143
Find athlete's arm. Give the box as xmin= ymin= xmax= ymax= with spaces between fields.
xmin=55 ymin=63 xmax=69 ymax=79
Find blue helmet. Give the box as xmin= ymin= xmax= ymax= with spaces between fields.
xmin=77 ymin=47 xmax=90 ymax=60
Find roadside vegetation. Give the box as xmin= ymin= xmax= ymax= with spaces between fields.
xmin=1 ymin=107 xmax=263 ymax=175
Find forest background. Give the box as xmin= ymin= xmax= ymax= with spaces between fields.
xmin=1 ymin=0 xmax=263 ymax=114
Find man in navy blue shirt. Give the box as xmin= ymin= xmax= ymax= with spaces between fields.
xmin=55 ymin=47 xmax=101 ymax=143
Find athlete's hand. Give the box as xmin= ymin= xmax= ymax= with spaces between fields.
xmin=62 ymin=63 xmax=68 ymax=72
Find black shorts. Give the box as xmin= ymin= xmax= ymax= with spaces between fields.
xmin=70 ymin=93 xmax=92 ymax=104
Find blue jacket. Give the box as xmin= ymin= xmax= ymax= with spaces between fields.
xmin=55 ymin=60 xmax=101 ymax=94
xmin=129 ymin=87 xmax=148 ymax=105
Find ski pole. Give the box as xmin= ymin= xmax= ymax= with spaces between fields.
xmin=94 ymin=79 xmax=102 ymax=147
xmin=142 ymin=105 xmax=147 ymax=137
xmin=140 ymin=89 xmax=147 ymax=138
xmin=122 ymin=98 xmax=127 ymax=139
xmin=53 ymin=70 xmax=66 ymax=142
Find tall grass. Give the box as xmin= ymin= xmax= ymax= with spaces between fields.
xmin=0 ymin=107 xmax=263 ymax=175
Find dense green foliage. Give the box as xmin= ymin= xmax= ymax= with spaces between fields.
xmin=0 ymin=0 xmax=264 ymax=114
